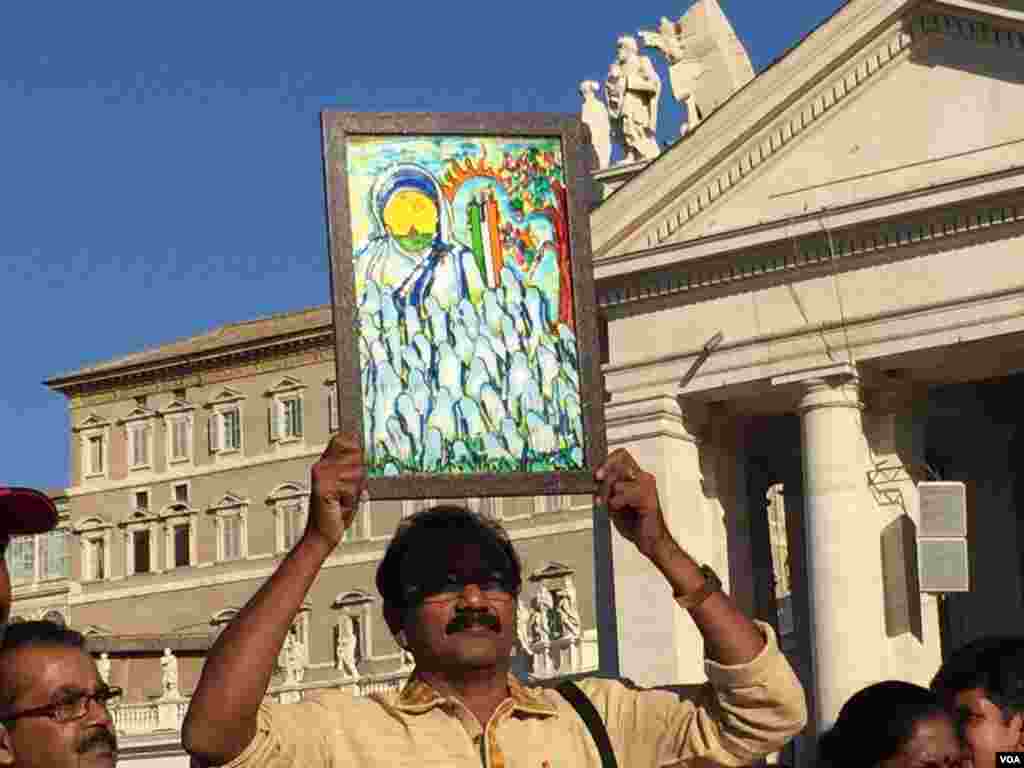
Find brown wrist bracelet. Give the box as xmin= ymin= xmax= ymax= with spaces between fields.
xmin=673 ymin=564 xmax=722 ymax=610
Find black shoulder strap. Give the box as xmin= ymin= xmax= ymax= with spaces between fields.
xmin=555 ymin=680 xmax=618 ymax=768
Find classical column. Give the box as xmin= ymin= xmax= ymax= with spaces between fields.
xmin=603 ymin=392 xmax=716 ymax=685
xmin=796 ymin=370 xmax=886 ymax=730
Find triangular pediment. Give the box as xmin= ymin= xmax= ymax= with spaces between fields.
xmin=207 ymin=386 xmax=245 ymax=405
xmin=160 ymin=398 xmax=195 ymax=415
xmin=119 ymin=405 xmax=157 ymax=424
xmin=266 ymin=376 xmax=305 ymax=395
xmin=74 ymin=413 xmax=111 ymax=432
xmin=209 ymin=492 xmax=247 ymax=510
xmin=592 ymin=0 xmax=1024 ymax=259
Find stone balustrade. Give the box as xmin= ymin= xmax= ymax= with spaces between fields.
xmin=112 ymin=672 xmax=411 ymax=737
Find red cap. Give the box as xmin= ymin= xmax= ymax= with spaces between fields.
xmin=0 ymin=487 xmax=59 ymax=535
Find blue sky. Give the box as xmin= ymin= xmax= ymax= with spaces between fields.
xmin=0 ymin=1 xmax=845 ymax=491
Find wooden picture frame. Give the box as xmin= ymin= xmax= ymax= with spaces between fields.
xmin=321 ymin=111 xmax=606 ymax=500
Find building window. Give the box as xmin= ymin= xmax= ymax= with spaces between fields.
xmin=209 ymin=407 xmax=243 ymax=453
xmin=6 ymin=537 xmax=34 ymax=584
xmin=87 ymin=435 xmax=105 ymax=476
xmin=4 ymin=530 xmax=71 ymax=585
xmin=169 ymin=416 xmax=192 ymax=462
xmin=211 ymin=494 xmax=249 ymax=562
xmin=223 ymin=408 xmax=242 ymax=450
xmin=267 ymin=378 xmax=306 ymax=445
xmin=127 ymin=422 xmax=152 ymax=469
xmin=162 ymin=504 xmax=196 ymax=570
xmin=173 ymin=482 xmax=190 ymax=504
xmin=282 ymin=501 xmax=306 ymax=552
xmin=39 ymin=530 xmax=70 ymax=581
xmin=270 ymin=396 xmax=304 ymax=443
xmin=222 ymin=515 xmax=243 ymax=560
xmin=172 ymin=523 xmax=190 ymax=568
xmin=134 ymin=490 xmax=150 ymax=513
xmin=132 ymin=530 xmax=151 ymax=574
xmin=84 ymin=537 xmax=106 ymax=581
xmin=77 ymin=416 xmax=111 ymax=482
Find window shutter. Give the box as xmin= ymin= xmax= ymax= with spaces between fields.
xmin=209 ymin=413 xmax=221 ymax=453
xmin=269 ymin=402 xmax=280 ymax=441
xmin=141 ymin=424 xmax=150 ymax=465
xmin=328 ymin=390 xmax=337 ymax=432
xmin=295 ymin=399 xmax=304 ymax=437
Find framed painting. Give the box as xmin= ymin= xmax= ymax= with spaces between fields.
xmin=321 ymin=112 xmax=606 ymax=500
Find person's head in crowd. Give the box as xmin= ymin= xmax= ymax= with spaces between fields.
xmin=818 ymin=680 xmax=963 ymax=768
xmin=932 ymin=636 xmax=1024 ymax=768
xmin=376 ymin=505 xmax=521 ymax=678
xmin=0 ymin=488 xmax=59 ymax=634
xmin=0 ymin=620 xmax=119 ymax=768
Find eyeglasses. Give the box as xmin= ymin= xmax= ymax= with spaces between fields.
xmin=2 ymin=685 xmax=122 ymax=724
xmin=410 ymin=572 xmax=517 ymax=604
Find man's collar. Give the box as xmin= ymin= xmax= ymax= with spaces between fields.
xmin=395 ymin=673 xmax=558 ymax=717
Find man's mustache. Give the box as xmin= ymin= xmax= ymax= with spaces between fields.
xmin=78 ymin=728 xmax=118 ymax=754
xmin=446 ymin=610 xmax=501 ymax=634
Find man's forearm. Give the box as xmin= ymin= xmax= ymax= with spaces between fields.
xmin=182 ymin=532 xmax=334 ymax=765
xmin=649 ymin=536 xmax=765 ymax=666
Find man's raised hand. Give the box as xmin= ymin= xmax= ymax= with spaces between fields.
xmin=594 ymin=448 xmax=670 ymax=560
xmin=307 ymin=433 xmax=367 ymax=550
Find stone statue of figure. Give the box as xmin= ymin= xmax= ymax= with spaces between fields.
xmin=516 ymin=595 xmax=532 ymax=654
xmin=336 ymin=618 xmax=360 ymax=679
xmin=556 ymin=584 xmax=582 ymax=641
xmin=604 ymin=35 xmax=662 ymax=164
xmin=579 ymin=80 xmax=611 ymax=171
xmin=97 ymin=653 xmax=111 ymax=684
xmin=284 ymin=631 xmax=306 ymax=684
xmin=639 ymin=17 xmax=689 ymax=65
xmin=529 ymin=590 xmax=553 ymax=646
xmin=639 ymin=0 xmax=756 ymax=136
xmin=160 ymin=648 xmax=179 ymax=698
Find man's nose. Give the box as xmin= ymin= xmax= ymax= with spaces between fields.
xmin=457 ymin=583 xmax=486 ymax=606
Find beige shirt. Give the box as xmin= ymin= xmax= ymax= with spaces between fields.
xmin=225 ymin=622 xmax=806 ymax=768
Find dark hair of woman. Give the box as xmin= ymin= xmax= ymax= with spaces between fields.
xmin=818 ymin=681 xmax=951 ymax=768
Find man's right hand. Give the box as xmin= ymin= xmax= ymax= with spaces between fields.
xmin=307 ymin=433 xmax=367 ymax=550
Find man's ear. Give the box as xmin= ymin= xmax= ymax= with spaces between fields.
xmin=0 ymin=723 xmax=16 ymax=767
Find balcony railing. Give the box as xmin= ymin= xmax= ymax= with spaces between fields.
xmin=111 ymin=672 xmax=411 ymax=736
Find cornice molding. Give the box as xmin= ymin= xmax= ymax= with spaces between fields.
xmin=54 ymin=330 xmax=333 ymax=402
xmin=598 ymin=194 xmax=1024 ymax=313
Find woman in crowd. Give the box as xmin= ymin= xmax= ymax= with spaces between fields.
xmin=818 ymin=680 xmax=965 ymax=768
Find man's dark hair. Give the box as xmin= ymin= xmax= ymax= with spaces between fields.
xmin=931 ymin=635 xmax=1024 ymax=721
xmin=376 ymin=504 xmax=522 ymax=616
xmin=0 ymin=620 xmax=88 ymax=715
xmin=818 ymin=681 xmax=948 ymax=768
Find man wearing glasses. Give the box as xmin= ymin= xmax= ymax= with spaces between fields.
xmin=183 ymin=435 xmax=807 ymax=768
xmin=0 ymin=488 xmax=118 ymax=768
xmin=0 ymin=622 xmax=120 ymax=768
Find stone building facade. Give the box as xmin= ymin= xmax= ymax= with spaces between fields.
xmin=593 ymin=0 xmax=1024 ymax=764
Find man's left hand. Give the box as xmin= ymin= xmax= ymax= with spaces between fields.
xmin=595 ymin=449 xmax=670 ymax=560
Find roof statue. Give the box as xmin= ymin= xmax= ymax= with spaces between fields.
xmin=639 ymin=0 xmax=755 ymax=136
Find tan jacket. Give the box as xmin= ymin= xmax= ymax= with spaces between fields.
xmin=224 ymin=622 xmax=806 ymax=768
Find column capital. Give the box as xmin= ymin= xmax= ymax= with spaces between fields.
xmin=604 ymin=391 xmax=710 ymax=447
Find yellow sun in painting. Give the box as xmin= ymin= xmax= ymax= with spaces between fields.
xmin=383 ymin=189 xmax=438 ymax=251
